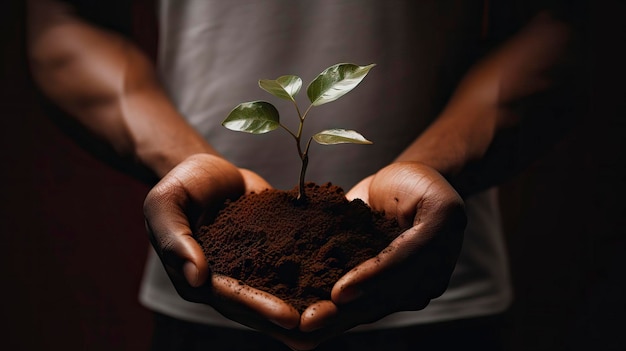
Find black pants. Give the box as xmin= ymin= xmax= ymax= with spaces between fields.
xmin=150 ymin=312 xmax=505 ymax=351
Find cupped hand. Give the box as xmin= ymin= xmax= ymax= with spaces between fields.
xmin=296 ymin=161 xmax=466 ymax=347
xmin=143 ymin=154 xmax=300 ymax=336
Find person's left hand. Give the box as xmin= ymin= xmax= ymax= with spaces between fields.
xmin=289 ymin=161 xmax=466 ymax=349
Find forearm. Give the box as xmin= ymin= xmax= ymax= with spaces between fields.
xmin=396 ymin=13 xmax=573 ymax=195
xmin=27 ymin=0 xmax=217 ymax=179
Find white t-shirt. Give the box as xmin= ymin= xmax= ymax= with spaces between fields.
xmin=139 ymin=0 xmax=512 ymax=330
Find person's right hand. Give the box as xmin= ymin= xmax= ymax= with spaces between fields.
xmin=143 ymin=153 xmax=301 ymax=336
xmin=289 ymin=162 xmax=466 ymax=350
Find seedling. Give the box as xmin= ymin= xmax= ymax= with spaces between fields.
xmin=222 ymin=63 xmax=375 ymax=201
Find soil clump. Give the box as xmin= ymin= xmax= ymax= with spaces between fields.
xmin=195 ymin=182 xmax=402 ymax=312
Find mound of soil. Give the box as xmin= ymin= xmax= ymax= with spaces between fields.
xmin=194 ymin=182 xmax=402 ymax=312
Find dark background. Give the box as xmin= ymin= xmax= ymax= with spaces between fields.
xmin=1 ymin=1 xmax=624 ymax=350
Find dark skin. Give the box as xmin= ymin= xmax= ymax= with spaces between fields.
xmin=27 ymin=0 xmax=575 ymax=349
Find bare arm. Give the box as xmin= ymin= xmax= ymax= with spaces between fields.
xmin=297 ymin=12 xmax=582 ymax=346
xmin=396 ymin=13 xmax=576 ymax=196
xmin=26 ymin=0 xmax=218 ymax=179
xmin=27 ymin=0 xmax=301 ymax=336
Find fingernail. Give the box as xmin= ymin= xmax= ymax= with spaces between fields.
xmin=337 ymin=286 xmax=363 ymax=304
xmin=183 ymin=261 xmax=200 ymax=287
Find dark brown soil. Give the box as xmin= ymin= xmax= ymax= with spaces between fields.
xmin=194 ymin=182 xmax=402 ymax=312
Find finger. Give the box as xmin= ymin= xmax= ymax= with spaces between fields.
xmin=211 ymin=274 xmax=301 ymax=330
xmin=332 ymin=209 xmax=463 ymax=308
xmin=297 ymin=300 xmax=392 ymax=347
xmin=239 ymin=168 xmax=272 ymax=194
xmin=144 ymin=181 xmax=209 ymax=287
xmin=299 ymin=300 xmax=338 ymax=332
xmin=345 ymin=175 xmax=373 ymax=202
xmin=144 ymin=154 xmax=245 ymax=287
xmin=208 ymin=284 xmax=317 ymax=350
xmin=330 ymin=226 xmax=427 ymax=305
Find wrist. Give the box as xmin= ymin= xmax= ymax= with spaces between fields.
xmin=137 ymin=140 xmax=218 ymax=179
xmin=394 ymin=103 xmax=498 ymax=179
xmin=121 ymin=89 xmax=221 ymax=179
xmin=393 ymin=137 xmax=470 ymax=179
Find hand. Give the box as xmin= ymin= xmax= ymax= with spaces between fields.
xmin=295 ymin=162 xmax=466 ymax=347
xmin=143 ymin=154 xmax=300 ymax=336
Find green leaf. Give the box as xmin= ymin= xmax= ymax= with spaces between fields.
xmin=307 ymin=63 xmax=375 ymax=106
xmin=259 ymin=75 xmax=302 ymax=102
xmin=222 ymin=101 xmax=280 ymax=134
xmin=312 ymin=129 xmax=373 ymax=145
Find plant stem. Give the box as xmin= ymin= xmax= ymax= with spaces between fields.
xmin=284 ymin=102 xmax=315 ymax=202
xmin=298 ymin=153 xmax=308 ymax=201
xmin=297 ymin=137 xmax=314 ymax=201
xmin=280 ymin=124 xmax=305 ymax=200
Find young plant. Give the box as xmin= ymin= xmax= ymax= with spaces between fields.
xmin=222 ymin=63 xmax=375 ymax=201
